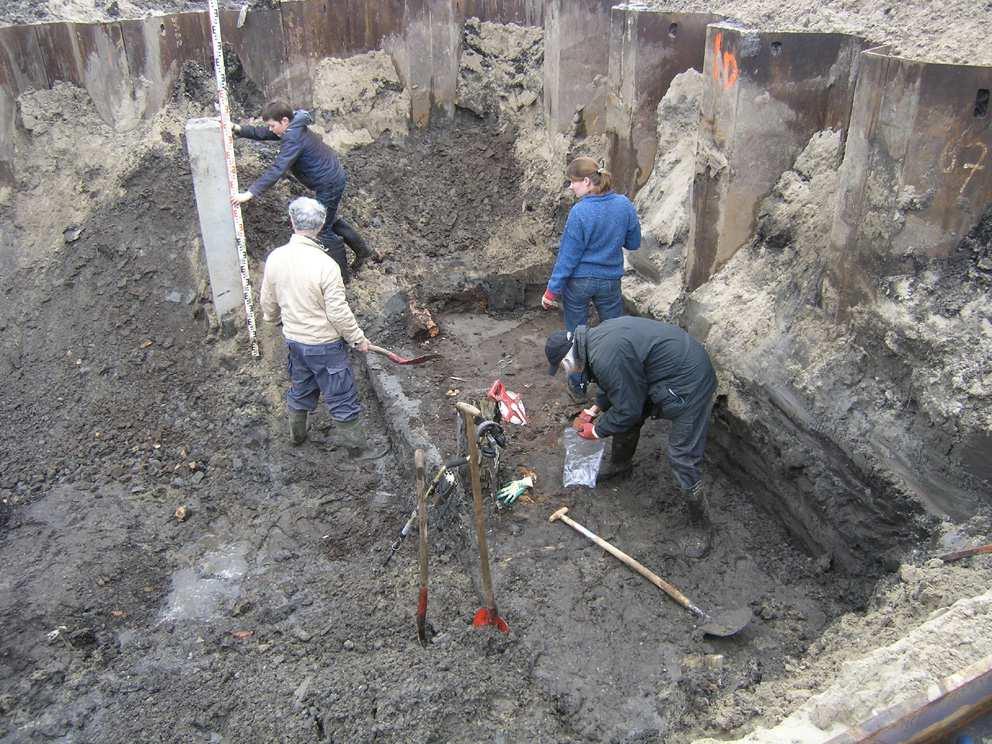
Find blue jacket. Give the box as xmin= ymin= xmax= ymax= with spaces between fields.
xmin=237 ymin=110 xmax=346 ymax=197
xmin=547 ymin=192 xmax=641 ymax=295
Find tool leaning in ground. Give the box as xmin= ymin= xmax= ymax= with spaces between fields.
xmin=415 ymin=449 xmax=430 ymax=646
xmin=457 ymin=401 xmax=510 ymax=633
xmin=382 ymin=455 xmax=468 ymax=567
xmin=549 ymin=507 xmax=751 ymax=638
xmin=937 ymin=543 xmax=992 ymax=563
xmin=367 ymin=343 xmax=441 ymax=366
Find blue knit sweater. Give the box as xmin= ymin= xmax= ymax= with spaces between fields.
xmin=547 ymin=192 xmax=641 ymax=295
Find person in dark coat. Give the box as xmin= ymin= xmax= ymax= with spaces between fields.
xmin=231 ymin=100 xmax=372 ymax=283
xmin=546 ymin=316 xmax=718 ymax=557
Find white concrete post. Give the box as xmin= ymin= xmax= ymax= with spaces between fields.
xmin=185 ymin=117 xmax=245 ymax=320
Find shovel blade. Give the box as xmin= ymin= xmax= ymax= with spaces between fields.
xmin=472 ymin=607 xmax=509 ymax=634
xmin=699 ymin=607 xmax=752 ymax=637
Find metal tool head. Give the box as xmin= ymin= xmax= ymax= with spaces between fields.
xmin=549 ymin=506 xmax=569 ymax=522
xmin=699 ymin=607 xmax=752 ymax=638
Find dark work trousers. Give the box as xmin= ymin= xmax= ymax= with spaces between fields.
xmin=664 ymin=368 xmax=718 ymax=492
xmin=285 ymin=339 xmax=361 ymax=422
xmin=314 ymin=180 xmax=349 ymax=282
xmin=621 ymin=368 xmax=717 ymax=492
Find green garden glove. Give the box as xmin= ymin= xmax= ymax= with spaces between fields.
xmin=495 ymin=476 xmax=534 ymax=507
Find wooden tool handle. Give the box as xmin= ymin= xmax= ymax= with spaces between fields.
xmin=416 ymin=450 xmax=428 ymax=589
xmin=551 ymin=507 xmax=706 ymax=619
xmin=456 ymin=401 xmax=482 ymax=418
xmin=459 ymin=403 xmax=497 ymax=613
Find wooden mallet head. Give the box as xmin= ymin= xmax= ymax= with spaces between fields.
xmin=549 ymin=506 xmax=569 ymax=523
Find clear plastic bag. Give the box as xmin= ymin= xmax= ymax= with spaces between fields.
xmin=562 ymin=427 xmax=606 ymax=488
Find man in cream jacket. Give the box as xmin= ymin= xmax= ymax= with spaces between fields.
xmin=260 ymin=196 xmax=386 ymax=459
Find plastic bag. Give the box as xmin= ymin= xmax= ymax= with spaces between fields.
xmin=562 ymin=427 xmax=606 ymax=488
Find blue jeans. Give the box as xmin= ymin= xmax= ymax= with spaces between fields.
xmin=562 ymin=276 xmax=624 ymax=332
xmin=563 ymin=277 xmax=624 ymax=394
xmin=286 ymin=339 xmax=361 ymax=422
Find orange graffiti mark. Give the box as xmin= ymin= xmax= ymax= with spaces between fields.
xmin=711 ymin=32 xmax=740 ymax=91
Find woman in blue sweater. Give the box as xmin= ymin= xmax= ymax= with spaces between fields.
xmin=542 ymin=157 xmax=641 ymax=398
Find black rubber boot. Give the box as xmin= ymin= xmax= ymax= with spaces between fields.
xmin=288 ymin=409 xmax=308 ymax=446
xmin=682 ymin=481 xmax=713 ymax=559
xmin=597 ymin=427 xmax=641 ymax=482
xmin=332 ymin=218 xmax=373 ymax=274
xmin=334 ymin=418 xmax=391 ymax=461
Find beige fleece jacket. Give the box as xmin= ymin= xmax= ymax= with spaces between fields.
xmin=259 ymin=233 xmax=367 ymax=347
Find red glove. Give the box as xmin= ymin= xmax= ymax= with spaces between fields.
xmin=572 ymin=408 xmax=597 ymax=429
xmin=575 ymin=421 xmax=599 ymax=440
xmin=541 ymin=288 xmax=557 ymax=310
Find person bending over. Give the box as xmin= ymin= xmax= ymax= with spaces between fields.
xmin=546 ymin=316 xmax=717 ymax=557
xmin=232 ymin=100 xmax=372 ymax=283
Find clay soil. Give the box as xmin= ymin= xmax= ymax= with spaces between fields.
xmin=2 ymin=10 xmax=992 ymax=744
xmin=0 ymin=83 xmax=885 ymax=743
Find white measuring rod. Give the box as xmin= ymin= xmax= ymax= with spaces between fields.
xmin=207 ymin=0 xmax=260 ymax=357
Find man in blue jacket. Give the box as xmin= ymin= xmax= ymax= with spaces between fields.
xmin=231 ymin=100 xmax=372 ymax=283
xmin=546 ymin=316 xmax=718 ymax=557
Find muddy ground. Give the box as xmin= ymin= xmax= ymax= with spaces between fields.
xmin=2 ymin=9 xmax=992 ymax=744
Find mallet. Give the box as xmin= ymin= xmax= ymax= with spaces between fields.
xmin=549 ymin=507 xmax=750 ymax=637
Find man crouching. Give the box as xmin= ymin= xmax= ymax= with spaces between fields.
xmin=260 ymin=196 xmax=387 ymax=460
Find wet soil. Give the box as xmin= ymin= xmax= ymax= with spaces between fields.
xmin=366 ymin=305 xmax=875 ymax=741
xmin=0 ymin=107 xmax=875 ymax=742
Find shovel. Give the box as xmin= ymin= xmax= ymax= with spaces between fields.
xmin=368 ymin=343 xmax=440 ymax=366
xmin=549 ymin=507 xmax=750 ymax=638
xmin=456 ymin=401 xmax=509 ymax=634
xmin=415 ymin=449 xmax=430 ymax=646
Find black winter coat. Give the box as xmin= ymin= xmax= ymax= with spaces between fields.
xmin=237 ymin=110 xmax=346 ymax=197
xmin=574 ymin=317 xmax=716 ymax=437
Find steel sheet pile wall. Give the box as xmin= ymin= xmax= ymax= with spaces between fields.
xmin=606 ymin=6 xmax=722 ymax=197
xmin=684 ymin=24 xmax=868 ymax=292
xmin=0 ymin=0 xmax=548 ymax=188
xmin=830 ymin=49 xmax=992 ymax=311
xmin=543 ymin=0 xmax=614 ymax=135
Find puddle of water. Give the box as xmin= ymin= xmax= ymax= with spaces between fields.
xmin=160 ymin=544 xmax=248 ymax=622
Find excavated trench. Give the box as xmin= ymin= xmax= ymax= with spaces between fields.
xmin=2 ymin=5 xmax=991 ymax=743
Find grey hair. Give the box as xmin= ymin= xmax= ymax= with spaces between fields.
xmin=288 ymin=196 xmax=326 ymax=233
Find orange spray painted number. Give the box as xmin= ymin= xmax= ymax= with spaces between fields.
xmin=712 ymin=32 xmax=740 ymax=91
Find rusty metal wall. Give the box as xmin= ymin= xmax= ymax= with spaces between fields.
xmin=0 ymin=0 xmax=406 ymax=188
xmin=459 ymin=0 xmax=543 ymax=26
xmin=685 ymin=24 xmax=868 ymax=292
xmin=830 ymin=48 xmax=992 ymax=311
xmin=543 ymin=0 xmax=615 ymax=135
xmin=606 ymin=8 xmax=722 ymax=197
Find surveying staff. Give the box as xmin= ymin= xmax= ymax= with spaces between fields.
xmin=541 ymin=157 xmax=641 ymax=402
xmin=231 ymin=100 xmax=372 ymax=283
xmin=260 ymin=197 xmax=387 ymax=460
xmin=546 ymin=316 xmax=717 ymax=557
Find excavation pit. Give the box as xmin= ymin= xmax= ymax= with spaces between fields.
xmin=360 ymin=298 xmax=879 ymax=741
xmin=2 ymin=2 xmax=992 ymax=741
